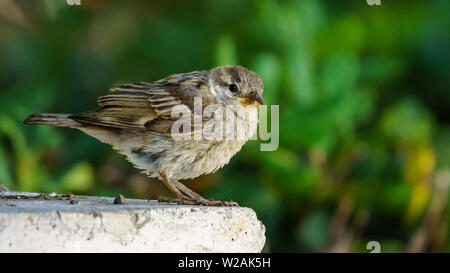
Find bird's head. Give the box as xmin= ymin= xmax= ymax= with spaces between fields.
xmin=208 ymin=65 xmax=264 ymax=108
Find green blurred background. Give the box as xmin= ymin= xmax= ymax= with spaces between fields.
xmin=0 ymin=0 xmax=449 ymax=252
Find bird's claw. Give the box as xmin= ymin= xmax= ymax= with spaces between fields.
xmin=196 ymin=199 xmax=239 ymax=207
xmin=153 ymin=196 xmax=239 ymax=207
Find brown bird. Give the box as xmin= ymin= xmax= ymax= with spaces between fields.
xmin=24 ymin=65 xmax=264 ymax=206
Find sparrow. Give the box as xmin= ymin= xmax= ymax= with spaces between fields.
xmin=23 ymin=65 xmax=264 ymax=206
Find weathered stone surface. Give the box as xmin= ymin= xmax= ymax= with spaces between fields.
xmin=0 ymin=192 xmax=266 ymax=253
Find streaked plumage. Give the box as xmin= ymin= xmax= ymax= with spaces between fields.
xmin=24 ymin=65 xmax=264 ymax=206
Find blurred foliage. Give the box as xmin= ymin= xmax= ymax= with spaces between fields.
xmin=0 ymin=0 xmax=449 ymax=252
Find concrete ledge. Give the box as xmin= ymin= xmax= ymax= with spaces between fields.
xmin=0 ymin=192 xmax=266 ymax=253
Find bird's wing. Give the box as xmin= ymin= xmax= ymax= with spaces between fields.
xmin=70 ymin=71 xmax=217 ymax=136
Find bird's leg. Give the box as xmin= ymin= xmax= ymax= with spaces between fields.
xmin=159 ymin=172 xmax=190 ymax=201
xmin=158 ymin=172 xmax=202 ymax=205
xmin=159 ymin=171 xmax=238 ymax=206
xmin=170 ymin=178 xmax=239 ymax=207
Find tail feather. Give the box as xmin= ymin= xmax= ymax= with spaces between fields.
xmin=23 ymin=113 xmax=80 ymax=128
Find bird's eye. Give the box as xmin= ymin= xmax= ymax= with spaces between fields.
xmin=229 ymin=84 xmax=238 ymax=92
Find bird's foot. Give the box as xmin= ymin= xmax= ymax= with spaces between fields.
xmin=153 ymin=196 xmax=238 ymax=207
xmin=153 ymin=196 xmax=196 ymax=205
xmin=194 ymin=198 xmax=239 ymax=207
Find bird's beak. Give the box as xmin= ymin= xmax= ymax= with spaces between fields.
xmin=237 ymin=91 xmax=264 ymax=108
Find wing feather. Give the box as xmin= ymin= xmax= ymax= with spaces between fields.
xmin=70 ymin=71 xmax=217 ymax=136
